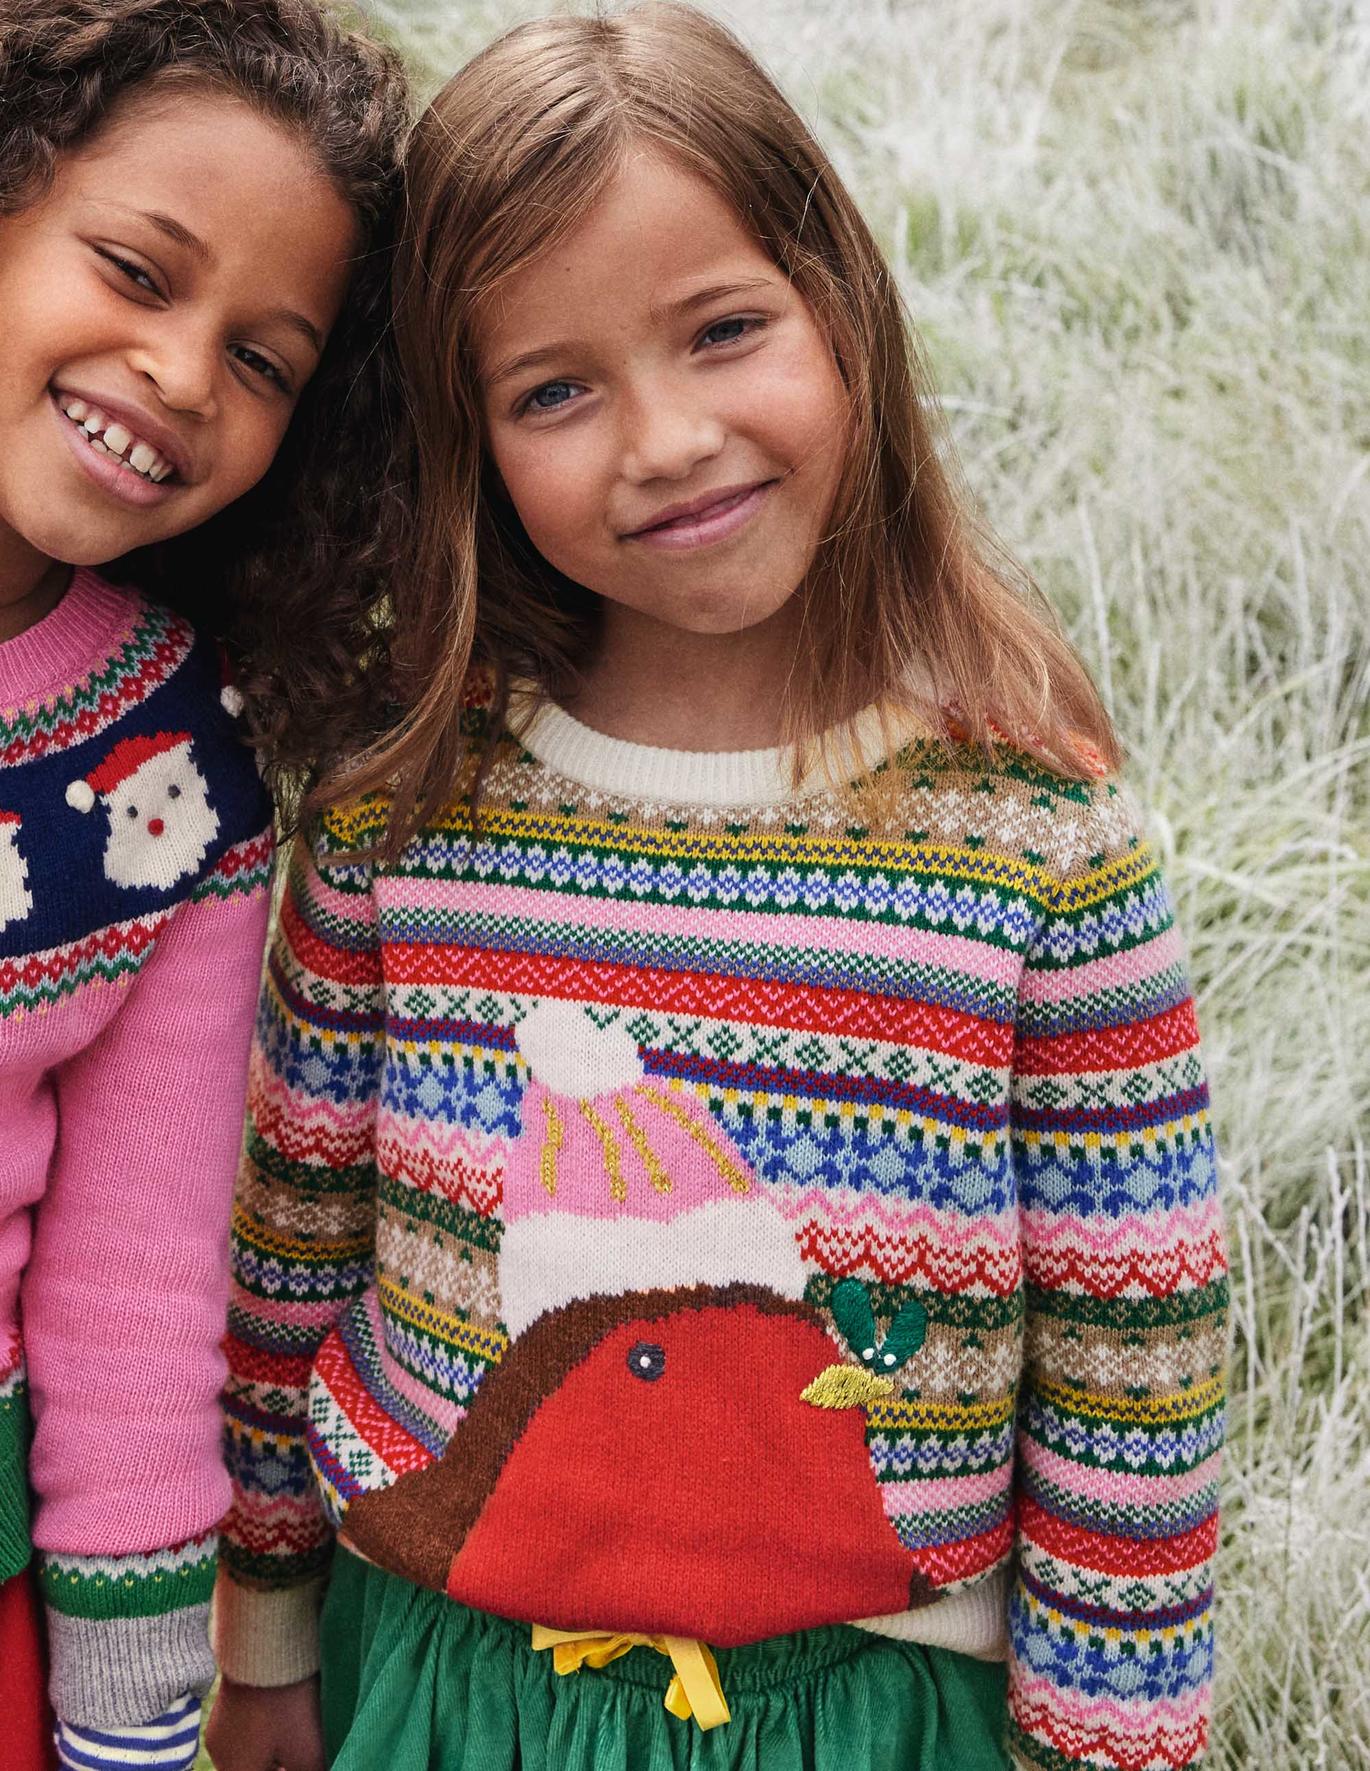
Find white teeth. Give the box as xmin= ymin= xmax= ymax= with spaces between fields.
xmin=58 ymin=398 xmax=174 ymax=482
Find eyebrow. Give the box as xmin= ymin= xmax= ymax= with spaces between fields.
xmin=483 ymin=277 xmax=776 ymax=389
xmin=112 ymin=207 xmax=325 ymax=355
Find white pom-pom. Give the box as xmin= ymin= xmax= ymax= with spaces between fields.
xmin=66 ymin=780 xmax=95 ymax=813
xmin=220 ymin=685 xmax=245 ymax=718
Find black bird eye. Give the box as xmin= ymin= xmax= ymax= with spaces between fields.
xmin=168 ymin=783 xmax=181 ymax=800
xmin=126 ymin=804 xmax=138 ymax=819
xmin=627 ymin=1341 xmax=666 ymax=1382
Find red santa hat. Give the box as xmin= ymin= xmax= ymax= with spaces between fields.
xmin=0 ymin=809 xmax=20 ymax=826
xmin=66 ymin=730 xmax=193 ymax=814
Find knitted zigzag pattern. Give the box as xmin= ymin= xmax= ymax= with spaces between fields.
xmin=222 ymin=707 xmax=1225 ymax=1771
xmin=2 ymin=575 xmax=274 ymax=1731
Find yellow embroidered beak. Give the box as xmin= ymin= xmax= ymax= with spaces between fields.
xmin=531 ymin=1625 xmax=731 ymax=1730
xmin=800 ymin=1363 xmax=897 ymax=1409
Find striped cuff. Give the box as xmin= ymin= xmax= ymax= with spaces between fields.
xmin=55 ymin=1694 xmax=201 ymax=1770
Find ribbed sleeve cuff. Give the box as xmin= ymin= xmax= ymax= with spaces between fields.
xmin=851 ymin=1563 xmax=1009 ymax=1659
xmin=211 ymin=1570 xmax=326 ymax=1686
xmin=41 ymin=1537 xmax=217 ymax=1726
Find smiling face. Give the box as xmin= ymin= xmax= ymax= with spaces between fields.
xmin=476 ymin=150 xmax=850 ymax=648
xmin=0 ymin=84 xmax=357 ymax=591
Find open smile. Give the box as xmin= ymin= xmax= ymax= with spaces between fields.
xmin=49 ymin=388 xmax=184 ymax=509
xmin=624 ymin=480 xmax=777 ymax=552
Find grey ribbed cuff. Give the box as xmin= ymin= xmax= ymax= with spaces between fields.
xmin=46 ymin=1601 xmax=215 ymax=1728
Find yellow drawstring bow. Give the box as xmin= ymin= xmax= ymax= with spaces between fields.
xmin=530 ymin=1625 xmax=731 ymax=1731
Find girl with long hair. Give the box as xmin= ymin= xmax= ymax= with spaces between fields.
xmin=210 ymin=9 xmax=1225 ymax=1770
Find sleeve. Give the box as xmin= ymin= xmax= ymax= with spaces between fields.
xmin=54 ymin=1694 xmax=202 ymax=1771
xmin=1007 ymin=780 xmax=1228 ymax=1770
xmin=22 ymin=834 xmax=273 ymax=1734
xmin=212 ymin=818 xmax=384 ymax=1687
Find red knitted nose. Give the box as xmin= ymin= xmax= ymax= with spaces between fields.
xmin=147 ymin=818 xmax=165 ymax=836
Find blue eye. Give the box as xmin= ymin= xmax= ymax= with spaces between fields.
xmin=699 ymin=316 xmax=756 ymax=348
xmin=528 ymin=380 xmax=577 ymax=412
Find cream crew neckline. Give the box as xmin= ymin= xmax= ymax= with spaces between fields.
xmin=511 ymin=688 xmax=935 ymax=809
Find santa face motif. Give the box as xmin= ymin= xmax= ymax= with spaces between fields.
xmin=0 ymin=814 xmax=33 ymax=932
xmin=98 ymin=746 xmax=219 ymax=891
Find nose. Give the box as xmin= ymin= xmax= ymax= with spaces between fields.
xmin=620 ymin=384 xmax=725 ymax=486
xmin=127 ymin=319 xmax=219 ymax=421
xmin=147 ymin=818 xmax=165 ymax=837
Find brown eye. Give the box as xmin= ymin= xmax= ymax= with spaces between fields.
xmin=126 ymin=804 xmax=138 ymax=819
xmin=627 ymin=1342 xmax=666 ymax=1382
xmin=168 ymin=783 xmax=181 ymax=800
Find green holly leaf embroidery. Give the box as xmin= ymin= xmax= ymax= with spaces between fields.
xmin=828 ymin=1278 xmax=927 ymax=1376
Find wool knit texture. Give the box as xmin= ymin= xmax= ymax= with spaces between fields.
xmin=217 ymin=687 xmax=1226 ymax=1771
xmin=0 ymin=570 xmax=273 ymax=1732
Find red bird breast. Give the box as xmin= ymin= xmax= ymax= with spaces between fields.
xmin=442 ymin=1292 xmax=927 ymax=1643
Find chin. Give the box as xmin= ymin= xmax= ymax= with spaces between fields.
xmin=663 ymin=592 xmax=796 ymax=637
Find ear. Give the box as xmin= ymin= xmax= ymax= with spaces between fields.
xmin=828 ymin=1277 xmax=878 ymax=1366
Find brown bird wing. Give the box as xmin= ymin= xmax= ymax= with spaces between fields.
xmin=340 ymin=1282 xmax=819 ymax=1592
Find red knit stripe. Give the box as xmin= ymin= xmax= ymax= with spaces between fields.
xmin=1015 ymin=1000 xmax=1201 ymax=1075
xmin=1019 ymin=1494 xmax=1219 ymax=1575
xmin=387 ymin=942 xmax=1016 ymax=1061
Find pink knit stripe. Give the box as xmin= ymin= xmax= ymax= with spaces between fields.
xmin=304 ymin=863 xmax=380 ymax=928
xmin=1018 ymin=923 xmax=1184 ymax=1004
xmin=773 ymin=1185 xmax=1018 ymax=1253
xmin=231 ymin=1291 xmax=347 ymax=1333
xmin=1022 ymin=1197 xmax=1225 ymax=1258
xmin=365 ymin=1291 xmax=469 ymax=1438
xmin=1023 ymin=1439 xmax=1222 ymax=1507
xmin=1011 ymin=1668 xmax=1211 ymax=1739
xmin=380 ymin=877 xmax=1021 ymax=983
xmin=881 ymin=1465 xmax=1011 ymax=1519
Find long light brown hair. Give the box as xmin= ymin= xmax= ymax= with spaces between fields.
xmin=323 ymin=1 xmax=1119 ymax=848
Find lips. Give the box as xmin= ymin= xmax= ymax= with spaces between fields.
xmin=50 ymin=386 xmax=190 ymax=484
xmin=626 ymin=480 xmax=773 ymax=537
xmin=623 ymin=480 xmax=776 ymax=552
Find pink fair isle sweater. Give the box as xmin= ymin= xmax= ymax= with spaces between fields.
xmin=0 ymin=570 xmax=273 ymax=1734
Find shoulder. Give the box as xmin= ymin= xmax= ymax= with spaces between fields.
xmin=848 ymin=730 xmax=1151 ymax=903
xmin=75 ymin=592 xmax=272 ymax=908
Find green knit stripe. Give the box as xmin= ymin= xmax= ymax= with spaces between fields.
xmin=0 ymin=1368 xmax=33 ymax=1583
xmin=1025 ymin=1274 xmax=1229 ymax=1331
xmin=40 ymin=1534 xmax=216 ymax=1621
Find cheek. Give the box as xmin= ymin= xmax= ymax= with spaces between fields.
xmin=492 ymin=433 xmax=606 ymax=565
xmin=209 ymin=401 xmax=296 ymax=503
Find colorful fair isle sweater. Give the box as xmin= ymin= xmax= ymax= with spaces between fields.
xmin=217 ymin=691 xmax=1226 ymax=1771
xmin=0 ymin=570 xmax=272 ymax=1753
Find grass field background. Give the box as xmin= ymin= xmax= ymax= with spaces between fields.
xmin=199 ymin=2 xmax=1369 ymax=1764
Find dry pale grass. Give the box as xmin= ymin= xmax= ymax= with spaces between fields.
xmin=199 ymin=2 xmax=1369 ymax=1764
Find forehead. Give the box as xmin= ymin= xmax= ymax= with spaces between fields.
xmin=108 ymin=751 xmax=188 ymax=797
xmin=39 ymin=88 xmax=358 ymax=308
xmin=475 ymin=150 xmax=780 ymax=360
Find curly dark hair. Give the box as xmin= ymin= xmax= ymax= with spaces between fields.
xmin=0 ymin=0 xmax=411 ymax=812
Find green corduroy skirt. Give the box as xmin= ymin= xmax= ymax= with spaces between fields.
xmin=320 ymin=1547 xmax=1009 ymax=1771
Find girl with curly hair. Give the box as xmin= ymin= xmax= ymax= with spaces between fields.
xmin=209 ymin=7 xmax=1224 ymax=1771
xmin=0 ymin=3 xmax=408 ymax=1767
